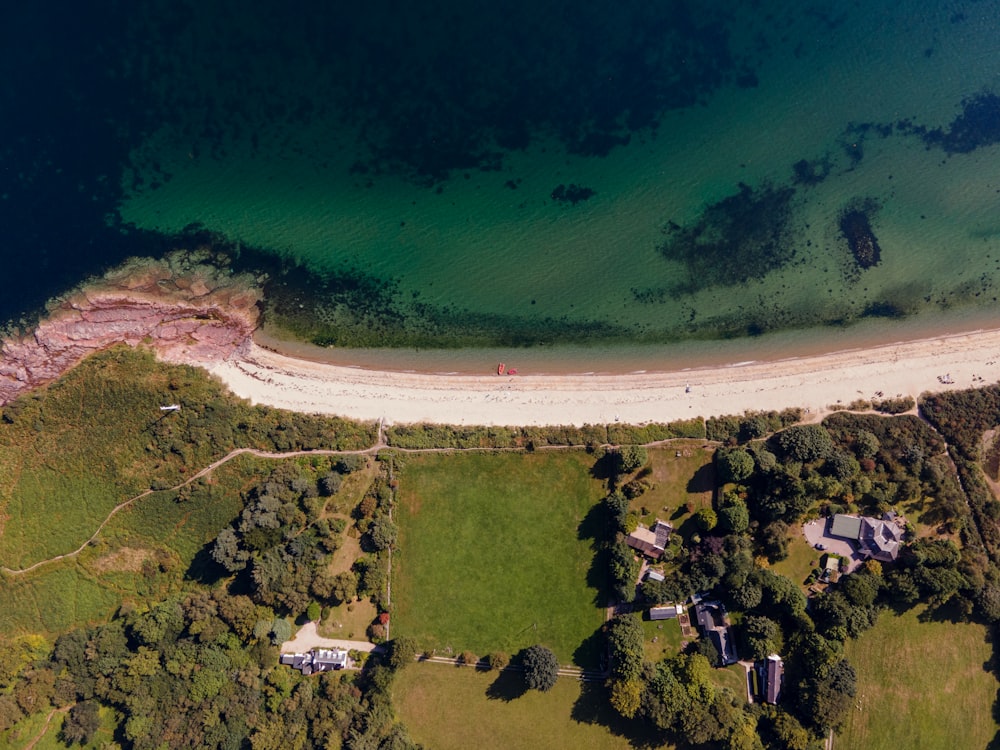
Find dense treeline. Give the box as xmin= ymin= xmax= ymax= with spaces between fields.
xmin=706 ymin=409 xmax=803 ymax=444
xmin=0 ymin=591 xmax=423 ymax=749
xmin=920 ymin=386 xmax=1000 ymax=561
xmin=384 ymin=419 xmax=705 ymax=449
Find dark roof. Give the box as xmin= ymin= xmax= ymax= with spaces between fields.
xmin=764 ymin=655 xmax=784 ymax=704
xmin=653 ymin=520 xmax=673 ymax=548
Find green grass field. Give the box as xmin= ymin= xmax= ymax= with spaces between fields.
xmin=631 ymin=443 xmax=715 ymax=533
xmin=838 ymin=606 xmax=999 ymax=750
xmin=393 ymin=663 xmax=670 ymax=750
xmin=642 ymin=616 xmax=683 ymax=663
xmin=770 ymin=529 xmax=820 ymax=588
xmin=392 ymin=451 xmax=607 ymax=665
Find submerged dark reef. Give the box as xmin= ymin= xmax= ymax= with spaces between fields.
xmin=657 ymin=182 xmax=798 ymax=292
xmin=839 ymin=198 xmax=883 ymax=271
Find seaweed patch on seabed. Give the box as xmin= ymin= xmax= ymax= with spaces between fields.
xmin=921 ymin=90 xmax=1000 ymax=154
xmin=838 ymin=197 xmax=882 ymax=278
xmin=657 ymin=182 xmax=798 ymax=292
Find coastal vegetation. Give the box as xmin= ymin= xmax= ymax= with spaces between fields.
xmin=4 ymin=347 xmax=1000 ymax=747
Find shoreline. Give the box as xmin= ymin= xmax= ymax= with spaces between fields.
xmin=254 ymin=305 xmax=1000 ymax=378
xmin=210 ymin=327 xmax=1000 ymax=426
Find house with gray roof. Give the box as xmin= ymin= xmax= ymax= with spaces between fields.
xmin=756 ymin=654 xmax=784 ymax=704
xmin=693 ymin=600 xmax=738 ymax=666
xmin=829 ymin=513 xmax=902 ymax=562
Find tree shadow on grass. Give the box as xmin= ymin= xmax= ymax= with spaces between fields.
xmin=185 ymin=543 xmax=227 ymax=586
xmin=570 ymin=681 xmax=669 ymax=749
xmin=687 ymin=462 xmax=716 ymax=494
xmin=573 ymin=626 xmax=607 ymax=672
xmin=590 ymin=453 xmax=617 ymax=483
xmin=485 ymin=668 xmax=528 ymax=702
xmin=578 ymin=501 xmax=613 ymax=608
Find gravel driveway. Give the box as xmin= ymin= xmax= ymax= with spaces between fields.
xmin=280 ymin=621 xmax=379 ymax=654
xmin=801 ymin=518 xmax=862 ymax=573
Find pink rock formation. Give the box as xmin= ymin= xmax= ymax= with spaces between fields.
xmin=0 ymin=251 xmax=262 ymax=406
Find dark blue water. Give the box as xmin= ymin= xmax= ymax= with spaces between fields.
xmin=3 ymin=1 xmax=1000 ymax=349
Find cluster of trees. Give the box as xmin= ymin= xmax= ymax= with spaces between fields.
xmin=210 ymin=462 xmax=356 ymax=615
xmin=921 ymin=387 xmax=1000 ymax=562
xmin=0 ymin=448 xmax=424 ymax=749
xmin=601 ymin=411 xmax=993 ymax=745
xmin=0 ymin=590 xmax=423 ymax=749
xmin=607 ymin=614 xmax=763 ymax=749
xmin=706 ymin=409 xmax=804 ymax=444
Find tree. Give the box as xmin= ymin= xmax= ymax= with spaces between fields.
xmin=610 ymin=678 xmax=643 ymax=718
xmin=211 ymin=527 xmax=249 ymax=572
xmin=61 ymin=700 xmax=101 ymax=746
xmin=606 ymin=614 xmax=644 ymax=681
xmin=521 ymin=645 xmax=559 ymax=691
xmin=853 ymin=430 xmax=880 ymax=460
xmin=776 ymin=425 xmax=833 ymax=462
xmin=319 ymin=472 xmax=342 ymax=496
xmin=306 ymin=601 xmax=322 ymax=622
xmin=719 ymin=502 xmax=750 ymax=534
xmin=718 ymin=448 xmax=755 ymax=484
xmin=609 ymin=540 xmax=640 ymax=602
xmin=695 ymin=507 xmax=718 ymax=532
xmin=759 ymin=521 xmax=790 ymax=560
xmin=367 ymin=516 xmax=398 ymax=551
xmin=617 ymin=445 xmax=648 ymax=474
xmin=269 ymin=618 xmax=292 ymax=646
xmin=766 ymin=710 xmax=811 ymax=750
xmin=386 ymin=636 xmax=419 ymax=670
xmin=741 ymin=615 xmax=781 ymax=661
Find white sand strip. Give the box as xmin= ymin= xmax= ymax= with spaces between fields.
xmin=208 ymin=330 xmax=1000 ymax=426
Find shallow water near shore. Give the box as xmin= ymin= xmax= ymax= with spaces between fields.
xmin=257 ymin=304 xmax=1000 ymax=377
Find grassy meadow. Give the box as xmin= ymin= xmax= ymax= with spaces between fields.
xmin=629 ymin=442 xmax=715 ymax=534
xmin=393 ymin=662 xmax=668 ymax=750
xmin=0 ymin=347 xmax=375 ymax=569
xmin=838 ymin=606 xmax=1000 ymax=750
xmin=0 ymin=347 xmax=378 ymax=637
xmin=392 ymin=451 xmax=607 ymax=665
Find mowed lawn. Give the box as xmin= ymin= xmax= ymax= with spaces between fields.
xmin=838 ymin=606 xmax=999 ymax=750
xmin=393 ymin=663 xmax=668 ymax=750
xmin=393 ymin=451 xmax=607 ymax=665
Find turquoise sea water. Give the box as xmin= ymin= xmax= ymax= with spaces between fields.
xmin=4 ymin=1 xmax=1000 ymax=359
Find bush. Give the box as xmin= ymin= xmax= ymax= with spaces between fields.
xmin=460 ymin=651 xmax=479 ymax=666
xmin=487 ymin=651 xmax=510 ymax=671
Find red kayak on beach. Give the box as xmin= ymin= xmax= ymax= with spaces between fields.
xmin=497 ymin=363 xmax=506 ymax=375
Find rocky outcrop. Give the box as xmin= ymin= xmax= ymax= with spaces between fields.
xmin=0 ymin=251 xmax=261 ymax=405
xmin=839 ymin=205 xmax=882 ymax=270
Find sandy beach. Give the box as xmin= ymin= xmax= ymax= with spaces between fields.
xmin=209 ymin=329 xmax=1000 ymax=426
